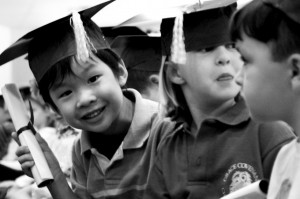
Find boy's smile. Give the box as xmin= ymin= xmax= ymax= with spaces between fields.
xmin=80 ymin=106 xmax=105 ymax=121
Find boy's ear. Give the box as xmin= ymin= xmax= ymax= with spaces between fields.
xmin=165 ymin=63 xmax=185 ymax=85
xmin=149 ymin=74 xmax=159 ymax=85
xmin=288 ymin=53 xmax=300 ymax=93
xmin=117 ymin=61 xmax=128 ymax=87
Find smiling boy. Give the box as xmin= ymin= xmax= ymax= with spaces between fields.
xmin=0 ymin=2 xmax=175 ymax=199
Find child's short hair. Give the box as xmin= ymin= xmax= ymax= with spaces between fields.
xmin=229 ymin=0 xmax=300 ymax=61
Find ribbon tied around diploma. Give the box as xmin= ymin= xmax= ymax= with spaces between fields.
xmin=16 ymin=100 xmax=37 ymax=136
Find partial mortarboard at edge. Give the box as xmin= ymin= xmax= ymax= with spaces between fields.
xmin=263 ymin=0 xmax=300 ymax=25
xmin=101 ymin=26 xmax=147 ymax=44
xmin=0 ymin=0 xmax=114 ymax=83
xmin=160 ymin=0 xmax=237 ymax=58
xmin=0 ymin=95 xmax=4 ymax=108
xmin=111 ymin=35 xmax=162 ymax=73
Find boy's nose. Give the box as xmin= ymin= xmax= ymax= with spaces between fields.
xmin=216 ymin=46 xmax=230 ymax=65
xmin=76 ymin=89 xmax=97 ymax=108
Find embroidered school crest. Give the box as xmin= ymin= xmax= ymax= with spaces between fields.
xmin=221 ymin=163 xmax=259 ymax=195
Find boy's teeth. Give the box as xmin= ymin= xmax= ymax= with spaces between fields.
xmin=85 ymin=110 xmax=100 ymax=119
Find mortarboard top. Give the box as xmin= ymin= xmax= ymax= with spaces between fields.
xmin=160 ymin=0 xmax=237 ymax=56
xmin=263 ymin=0 xmax=300 ymax=25
xmin=0 ymin=0 xmax=114 ymax=83
xmin=111 ymin=35 xmax=162 ymax=73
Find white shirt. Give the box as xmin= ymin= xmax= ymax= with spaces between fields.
xmin=267 ymin=138 xmax=300 ymax=199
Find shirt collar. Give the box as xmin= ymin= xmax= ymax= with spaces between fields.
xmin=215 ymin=95 xmax=250 ymax=125
xmin=175 ymin=94 xmax=250 ymax=129
xmin=80 ymin=89 xmax=159 ymax=154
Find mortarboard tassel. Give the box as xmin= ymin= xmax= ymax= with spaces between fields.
xmin=170 ymin=12 xmax=186 ymax=65
xmin=170 ymin=0 xmax=205 ymax=65
xmin=71 ymin=11 xmax=96 ymax=63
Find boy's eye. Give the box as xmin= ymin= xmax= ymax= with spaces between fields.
xmin=88 ymin=75 xmax=100 ymax=84
xmin=59 ymin=90 xmax=72 ymax=98
xmin=199 ymin=46 xmax=215 ymax=53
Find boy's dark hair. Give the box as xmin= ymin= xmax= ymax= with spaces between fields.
xmin=39 ymin=49 xmax=122 ymax=112
xmin=229 ymin=0 xmax=300 ymax=61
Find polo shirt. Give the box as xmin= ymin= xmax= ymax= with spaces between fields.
xmin=70 ymin=89 xmax=175 ymax=199
xmin=144 ymin=96 xmax=295 ymax=199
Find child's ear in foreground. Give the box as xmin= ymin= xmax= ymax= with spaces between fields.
xmin=166 ymin=63 xmax=185 ymax=85
xmin=117 ymin=62 xmax=128 ymax=87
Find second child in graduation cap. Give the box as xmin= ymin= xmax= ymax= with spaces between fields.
xmin=0 ymin=1 xmax=176 ymax=199
xmin=143 ymin=0 xmax=295 ymax=199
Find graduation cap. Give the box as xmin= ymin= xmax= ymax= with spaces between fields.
xmin=111 ymin=35 xmax=162 ymax=73
xmin=0 ymin=0 xmax=114 ymax=83
xmin=160 ymin=0 xmax=237 ymax=64
xmin=263 ymin=0 xmax=300 ymax=25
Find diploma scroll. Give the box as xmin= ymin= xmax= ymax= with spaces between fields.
xmin=1 ymin=84 xmax=54 ymax=187
xmin=220 ymin=179 xmax=268 ymax=199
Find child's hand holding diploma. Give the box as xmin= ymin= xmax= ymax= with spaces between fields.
xmin=12 ymin=131 xmax=63 ymax=182
xmin=2 ymin=84 xmax=55 ymax=187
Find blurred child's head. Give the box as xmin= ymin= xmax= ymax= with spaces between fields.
xmin=111 ymin=36 xmax=162 ymax=102
xmin=159 ymin=1 xmax=242 ymax=118
xmin=0 ymin=95 xmax=11 ymax=124
xmin=19 ymin=86 xmax=55 ymax=129
xmin=229 ymin=0 xmax=300 ymax=122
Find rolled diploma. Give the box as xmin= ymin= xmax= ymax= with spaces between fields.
xmin=220 ymin=180 xmax=268 ymax=199
xmin=1 ymin=83 xmax=53 ymax=187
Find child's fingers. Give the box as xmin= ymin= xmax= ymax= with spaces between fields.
xmin=17 ymin=152 xmax=34 ymax=164
xmin=19 ymin=160 xmax=35 ymax=173
xmin=15 ymin=146 xmax=34 ymax=177
xmin=15 ymin=146 xmax=32 ymax=162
